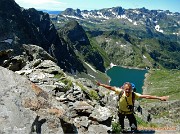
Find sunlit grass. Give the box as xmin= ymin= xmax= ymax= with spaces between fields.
xmin=143 ymin=69 xmax=180 ymax=100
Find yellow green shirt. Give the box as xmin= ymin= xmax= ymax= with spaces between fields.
xmin=115 ymin=87 xmax=141 ymax=113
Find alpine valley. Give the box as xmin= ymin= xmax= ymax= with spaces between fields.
xmin=0 ymin=0 xmax=179 ymax=133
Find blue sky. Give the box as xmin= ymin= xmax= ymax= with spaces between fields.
xmin=15 ymin=0 xmax=180 ymax=13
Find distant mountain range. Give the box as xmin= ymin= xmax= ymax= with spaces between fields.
xmin=54 ymin=7 xmax=179 ymax=36
xmin=50 ymin=7 xmax=180 ymax=69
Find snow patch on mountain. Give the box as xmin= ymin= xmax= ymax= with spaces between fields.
xmin=63 ymin=15 xmax=83 ymax=20
xmin=0 ymin=39 xmax=13 ymax=44
xmin=133 ymin=21 xmax=138 ymax=25
xmin=84 ymin=62 xmax=97 ymax=73
xmin=155 ymin=25 xmax=164 ymax=33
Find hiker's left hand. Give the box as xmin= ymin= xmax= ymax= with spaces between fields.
xmin=160 ymin=96 xmax=169 ymax=101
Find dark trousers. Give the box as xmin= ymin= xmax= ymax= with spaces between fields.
xmin=118 ymin=112 xmax=137 ymax=130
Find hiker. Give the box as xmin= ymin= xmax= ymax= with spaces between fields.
xmin=96 ymin=81 xmax=169 ymax=132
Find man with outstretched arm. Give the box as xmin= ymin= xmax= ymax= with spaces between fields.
xmin=96 ymin=81 xmax=169 ymax=133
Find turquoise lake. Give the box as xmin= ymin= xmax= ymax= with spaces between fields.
xmin=106 ymin=66 xmax=148 ymax=94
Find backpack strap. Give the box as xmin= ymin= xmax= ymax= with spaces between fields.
xmin=124 ymin=92 xmax=135 ymax=113
xmin=117 ymin=91 xmax=135 ymax=110
xmin=118 ymin=90 xmax=124 ymax=101
xmin=117 ymin=90 xmax=124 ymax=108
xmin=132 ymin=92 xmax=135 ymax=106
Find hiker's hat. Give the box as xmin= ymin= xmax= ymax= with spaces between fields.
xmin=131 ymin=83 xmax=135 ymax=89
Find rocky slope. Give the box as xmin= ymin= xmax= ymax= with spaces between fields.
xmin=0 ymin=44 xmax=117 ymax=134
xmin=58 ymin=20 xmax=105 ymax=72
xmin=0 ymin=45 xmax=179 ymax=133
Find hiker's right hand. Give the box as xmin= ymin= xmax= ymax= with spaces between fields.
xmin=96 ymin=81 xmax=102 ymax=86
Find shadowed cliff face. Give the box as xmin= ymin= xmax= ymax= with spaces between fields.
xmin=59 ymin=21 xmax=105 ymax=72
xmin=0 ymin=0 xmax=86 ymax=73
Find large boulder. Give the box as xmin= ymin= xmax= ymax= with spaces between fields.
xmin=0 ymin=66 xmax=37 ymax=133
xmin=0 ymin=66 xmax=65 ymax=134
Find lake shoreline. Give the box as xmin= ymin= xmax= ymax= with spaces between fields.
xmin=106 ymin=65 xmax=148 ymax=94
xmin=106 ymin=63 xmax=148 ymax=71
xmin=142 ymin=70 xmax=152 ymax=94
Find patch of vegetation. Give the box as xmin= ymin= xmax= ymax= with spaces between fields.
xmin=89 ymin=89 xmax=99 ymax=100
xmin=111 ymin=122 xmax=121 ymax=133
xmin=61 ymin=78 xmax=73 ymax=91
xmin=75 ymin=82 xmax=88 ymax=92
xmin=54 ymin=74 xmax=73 ymax=91
xmin=76 ymin=81 xmax=100 ymax=101
xmin=152 ymin=111 xmax=169 ymax=119
xmin=54 ymin=73 xmax=65 ymax=79
xmin=136 ymin=116 xmax=157 ymax=128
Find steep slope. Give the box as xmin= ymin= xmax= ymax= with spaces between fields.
xmin=91 ymin=31 xmax=180 ymax=69
xmin=58 ymin=20 xmax=105 ymax=72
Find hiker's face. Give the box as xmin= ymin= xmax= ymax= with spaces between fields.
xmin=123 ymin=84 xmax=132 ymax=94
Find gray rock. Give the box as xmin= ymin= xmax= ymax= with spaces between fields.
xmin=0 ymin=66 xmax=66 ymax=134
xmin=73 ymin=116 xmax=90 ymax=128
xmin=73 ymin=101 xmax=94 ymax=111
xmin=90 ymin=105 xmax=112 ymax=122
xmin=3 ymin=55 xmax=26 ymax=71
xmin=88 ymin=124 xmax=111 ymax=134
xmin=23 ymin=44 xmax=57 ymax=62
xmin=0 ymin=66 xmax=37 ymax=133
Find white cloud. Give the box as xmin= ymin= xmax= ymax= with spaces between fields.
xmin=15 ymin=0 xmax=67 ymax=10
